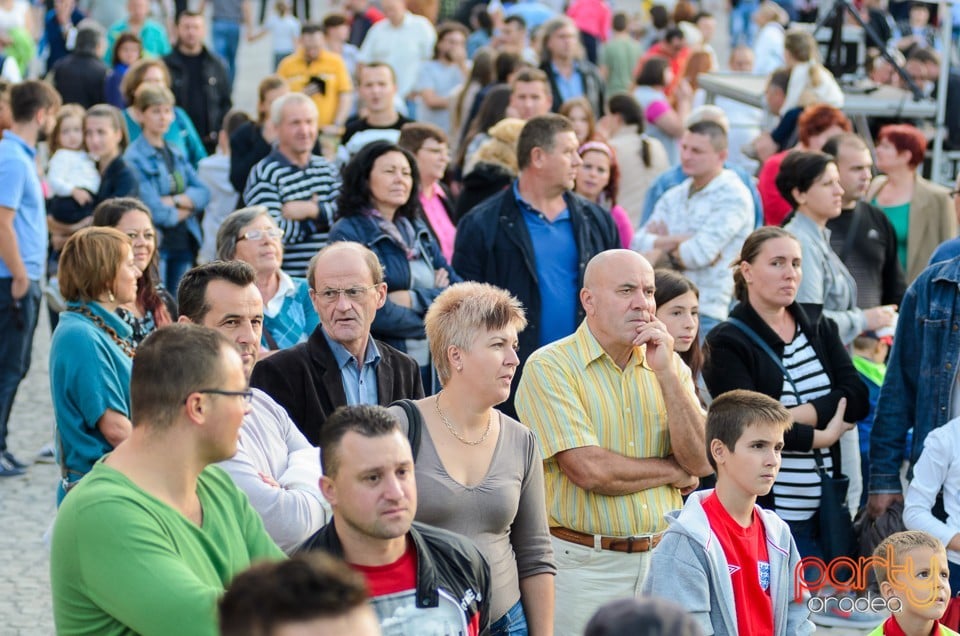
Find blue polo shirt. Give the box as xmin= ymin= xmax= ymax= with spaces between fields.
xmin=514 ymin=182 xmax=579 ymax=347
xmin=551 ymin=62 xmax=585 ymax=103
xmin=322 ymin=329 xmax=382 ymax=406
xmin=0 ymin=131 xmax=45 ymax=280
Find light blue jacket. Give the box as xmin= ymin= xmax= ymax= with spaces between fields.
xmin=642 ymin=490 xmax=814 ymax=636
xmin=124 ymin=106 xmax=207 ymax=169
xmin=124 ymin=135 xmax=210 ymax=248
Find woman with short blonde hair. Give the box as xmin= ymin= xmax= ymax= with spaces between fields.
xmin=390 ymin=281 xmax=556 ymax=636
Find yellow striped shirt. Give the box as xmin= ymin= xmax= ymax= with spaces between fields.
xmin=515 ymin=321 xmax=698 ymax=536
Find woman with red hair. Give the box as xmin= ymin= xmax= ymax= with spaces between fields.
xmin=757 ymin=103 xmax=851 ymax=226
xmin=574 ymin=141 xmax=633 ymax=247
xmin=868 ymin=123 xmax=956 ymax=282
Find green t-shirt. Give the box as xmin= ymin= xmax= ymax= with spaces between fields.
xmin=875 ymin=199 xmax=911 ymax=271
xmin=51 ymin=461 xmax=285 ymax=636
xmin=601 ymin=36 xmax=643 ymax=97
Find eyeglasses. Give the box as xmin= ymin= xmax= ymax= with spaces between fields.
xmin=185 ymin=388 xmax=254 ymax=405
xmin=238 ymin=228 xmax=283 ymax=241
xmin=312 ymin=285 xmax=377 ymax=303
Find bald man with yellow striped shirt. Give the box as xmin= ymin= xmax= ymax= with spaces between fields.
xmin=515 ymin=249 xmax=711 ymax=636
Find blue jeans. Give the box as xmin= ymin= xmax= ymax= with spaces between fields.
xmin=212 ymin=19 xmax=240 ymax=89
xmin=489 ymin=600 xmax=528 ymax=636
xmin=0 ymin=278 xmax=41 ymax=453
xmin=790 ymin=515 xmax=826 ymax=585
xmin=159 ymin=248 xmax=195 ymax=294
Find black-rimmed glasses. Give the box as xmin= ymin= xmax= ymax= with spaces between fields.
xmin=185 ymin=389 xmax=254 ymax=405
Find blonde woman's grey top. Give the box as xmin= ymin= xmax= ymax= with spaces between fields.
xmin=391 ymin=405 xmax=556 ymax=622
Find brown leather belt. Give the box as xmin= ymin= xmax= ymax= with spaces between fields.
xmin=550 ymin=526 xmax=663 ymax=553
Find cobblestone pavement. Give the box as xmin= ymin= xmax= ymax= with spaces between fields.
xmin=0 ymin=308 xmax=58 ymax=636
xmin=0 ymin=1 xmax=876 ymax=634
xmin=0 ymin=5 xmax=279 ymax=632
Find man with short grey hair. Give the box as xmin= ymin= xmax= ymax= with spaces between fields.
xmin=244 ymin=92 xmax=341 ymax=277
xmin=641 ymin=105 xmax=763 ymax=227
xmin=50 ymin=19 xmax=108 ymax=108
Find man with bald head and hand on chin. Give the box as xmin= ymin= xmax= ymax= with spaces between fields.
xmin=516 ymin=249 xmax=711 ymax=636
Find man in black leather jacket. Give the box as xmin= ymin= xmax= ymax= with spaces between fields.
xmin=163 ymin=11 xmax=232 ymax=154
xmin=300 ymin=405 xmax=490 ymax=635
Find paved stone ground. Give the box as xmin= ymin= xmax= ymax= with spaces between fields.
xmin=0 ymin=1 xmax=876 ymax=633
xmin=0 ymin=5 xmax=279 ymax=633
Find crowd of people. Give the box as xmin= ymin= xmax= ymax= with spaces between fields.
xmin=2 ymin=0 xmax=960 ymax=634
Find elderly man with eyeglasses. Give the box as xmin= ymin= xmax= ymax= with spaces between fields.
xmin=177 ymin=260 xmax=331 ymax=553
xmin=250 ymin=241 xmax=424 ymax=446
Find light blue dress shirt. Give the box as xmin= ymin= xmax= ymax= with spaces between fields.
xmin=322 ymin=330 xmax=382 ymax=406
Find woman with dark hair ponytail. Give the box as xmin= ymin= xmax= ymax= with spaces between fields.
xmin=598 ymin=92 xmax=669 ymax=226
xmin=93 ymin=197 xmax=176 ymax=345
xmin=704 ymin=226 xmax=868 ymax=562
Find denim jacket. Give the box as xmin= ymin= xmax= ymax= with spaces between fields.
xmin=870 ymin=257 xmax=960 ymax=493
xmin=124 ymin=135 xmax=210 ymax=248
xmin=327 ymin=213 xmax=461 ymax=351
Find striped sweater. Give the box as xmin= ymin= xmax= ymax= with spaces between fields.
xmin=244 ymin=149 xmax=341 ymax=277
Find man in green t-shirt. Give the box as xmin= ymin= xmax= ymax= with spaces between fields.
xmin=600 ymin=13 xmax=642 ymax=97
xmin=50 ymin=325 xmax=284 ymax=636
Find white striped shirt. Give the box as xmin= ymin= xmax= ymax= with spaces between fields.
xmin=244 ymin=150 xmax=341 ymax=278
xmin=773 ymin=326 xmax=833 ymax=521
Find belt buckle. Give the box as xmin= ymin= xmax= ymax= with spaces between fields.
xmin=627 ymin=533 xmax=655 ymax=553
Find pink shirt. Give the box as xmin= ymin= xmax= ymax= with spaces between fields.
xmin=610 ymin=204 xmax=634 ymax=248
xmin=566 ymin=0 xmax=611 ymax=41
xmin=420 ymin=183 xmax=457 ymax=262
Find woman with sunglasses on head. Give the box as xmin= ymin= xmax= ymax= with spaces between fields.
xmin=216 ymin=206 xmax=318 ymax=352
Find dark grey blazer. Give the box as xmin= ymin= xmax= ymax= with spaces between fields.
xmin=249 ymin=326 xmax=424 ymax=445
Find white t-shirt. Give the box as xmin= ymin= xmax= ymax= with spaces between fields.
xmin=265 ymin=15 xmax=300 ymax=55
xmin=358 ymin=12 xmax=437 ymax=99
xmin=0 ymin=0 xmax=29 ymax=33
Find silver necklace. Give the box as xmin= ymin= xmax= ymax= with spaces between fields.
xmin=434 ymin=391 xmax=492 ymax=446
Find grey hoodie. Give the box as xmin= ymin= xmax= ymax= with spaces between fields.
xmin=641 ymin=490 xmax=815 ymax=636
